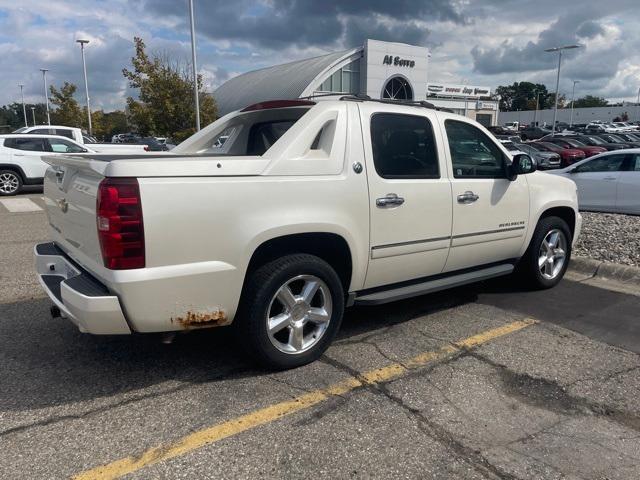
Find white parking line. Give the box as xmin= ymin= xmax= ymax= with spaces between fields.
xmin=0 ymin=198 xmax=43 ymax=212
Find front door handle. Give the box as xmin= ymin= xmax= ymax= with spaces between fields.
xmin=457 ymin=191 xmax=480 ymax=204
xmin=376 ymin=193 xmax=405 ymax=208
xmin=603 ymin=176 xmax=617 ymax=181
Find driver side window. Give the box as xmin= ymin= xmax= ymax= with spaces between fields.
xmin=370 ymin=113 xmax=439 ymax=179
xmin=445 ymin=120 xmax=506 ymax=178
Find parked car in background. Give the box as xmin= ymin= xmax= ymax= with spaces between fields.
xmin=596 ymin=133 xmax=640 ymax=148
xmin=136 ymin=137 xmax=170 ymax=152
xmin=565 ymin=134 xmax=628 ymax=151
xmin=14 ymin=126 xmax=148 ymax=153
xmin=615 ymin=132 xmax=640 ymax=143
xmin=503 ymin=121 xmax=519 ymax=132
xmin=543 ymin=137 xmax=607 ymax=158
xmin=529 ymin=142 xmax=585 ymax=167
xmin=487 ymin=126 xmax=514 ymax=136
xmin=514 ymin=143 xmax=562 ymax=170
xmin=550 ymin=150 xmax=640 ymax=215
xmin=520 ymin=126 xmax=552 ymax=140
xmin=0 ymin=134 xmax=94 ymax=195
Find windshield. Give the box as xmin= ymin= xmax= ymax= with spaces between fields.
xmin=607 ymin=134 xmax=626 ymax=142
xmin=565 ymin=139 xmax=586 ymax=147
xmin=12 ymin=127 xmax=28 ymax=133
xmin=584 ymin=136 xmax=606 ymax=145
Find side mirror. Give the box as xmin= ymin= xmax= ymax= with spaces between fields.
xmin=508 ymin=153 xmax=536 ymax=180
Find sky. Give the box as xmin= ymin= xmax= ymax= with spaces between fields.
xmin=0 ymin=0 xmax=639 ymax=111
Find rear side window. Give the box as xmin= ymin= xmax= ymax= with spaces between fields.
xmin=445 ymin=120 xmax=506 ymax=178
xmin=4 ymin=137 xmax=47 ymax=152
xmin=370 ymin=113 xmax=439 ymax=179
xmin=55 ymin=129 xmax=74 ymax=139
xmin=47 ymin=138 xmax=85 ymax=154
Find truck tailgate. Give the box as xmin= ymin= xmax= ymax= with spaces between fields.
xmin=43 ymin=155 xmax=108 ymax=273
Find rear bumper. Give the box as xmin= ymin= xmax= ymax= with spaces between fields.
xmin=34 ymin=242 xmax=131 ymax=334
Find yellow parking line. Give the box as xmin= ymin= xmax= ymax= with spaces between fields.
xmin=73 ymin=318 xmax=537 ymax=480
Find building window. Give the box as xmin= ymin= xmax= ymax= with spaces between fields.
xmin=382 ymin=77 xmax=413 ymax=100
xmin=318 ymin=59 xmax=359 ymax=94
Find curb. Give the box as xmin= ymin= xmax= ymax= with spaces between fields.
xmin=569 ymin=256 xmax=640 ymax=286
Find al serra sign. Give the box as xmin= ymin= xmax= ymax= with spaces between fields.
xmin=427 ymin=83 xmax=491 ymax=98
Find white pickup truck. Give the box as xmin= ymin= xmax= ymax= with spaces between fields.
xmin=14 ymin=125 xmax=148 ymax=153
xmin=35 ymin=98 xmax=581 ymax=369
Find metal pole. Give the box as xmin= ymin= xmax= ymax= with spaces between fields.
xmin=19 ymin=84 xmax=27 ymax=127
xmin=533 ymin=91 xmax=540 ymax=126
xmin=188 ymin=0 xmax=201 ymax=131
xmin=40 ymin=69 xmax=51 ymax=125
xmin=77 ymin=40 xmax=92 ymax=135
xmin=636 ymin=87 xmax=640 ymax=122
xmin=31 ymin=107 xmax=36 ymax=126
xmin=570 ymin=80 xmax=579 ymax=127
xmin=551 ymin=51 xmax=562 ymax=135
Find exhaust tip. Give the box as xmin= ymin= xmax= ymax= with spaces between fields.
xmin=50 ymin=305 xmax=61 ymax=319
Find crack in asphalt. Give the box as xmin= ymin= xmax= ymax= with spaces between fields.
xmin=467 ymin=351 xmax=640 ymax=434
xmin=319 ymin=353 xmax=520 ymax=480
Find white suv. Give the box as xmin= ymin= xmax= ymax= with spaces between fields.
xmin=0 ymin=134 xmax=91 ymax=195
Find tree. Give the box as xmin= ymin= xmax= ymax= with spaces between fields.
xmin=122 ymin=37 xmax=217 ymax=141
xmin=571 ymin=95 xmax=609 ymax=108
xmin=0 ymin=102 xmax=48 ymax=131
xmin=49 ymin=82 xmax=84 ymax=127
xmin=494 ymin=82 xmax=552 ymax=112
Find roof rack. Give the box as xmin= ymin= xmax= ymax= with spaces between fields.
xmin=338 ymin=94 xmax=454 ymax=112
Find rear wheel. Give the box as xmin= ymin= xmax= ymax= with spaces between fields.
xmin=236 ymin=254 xmax=344 ymax=369
xmin=518 ymin=216 xmax=571 ymax=289
xmin=0 ymin=170 xmax=22 ymax=196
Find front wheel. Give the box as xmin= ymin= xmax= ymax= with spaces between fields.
xmin=0 ymin=170 xmax=22 ymax=196
xmin=517 ymin=216 xmax=572 ymax=289
xmin=236 ymin=254 xmax=345 ymax=369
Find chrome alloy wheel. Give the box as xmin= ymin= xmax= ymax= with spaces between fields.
xmin=266 ymin=275 xmax=332 ymax=354
xmin=0 ymin=172 xmax=19 ymax=194
xmin=538 ymin=229 xmax=567 ymax=280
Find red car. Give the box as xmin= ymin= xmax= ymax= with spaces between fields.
xmin=544 ymin=137 xmax=607 ymax=158
xmin=529 ymin=142 xmax=586 ymax=167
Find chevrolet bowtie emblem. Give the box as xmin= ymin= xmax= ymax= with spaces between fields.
xmin=57 ymin=198 xmax=69 ymax=213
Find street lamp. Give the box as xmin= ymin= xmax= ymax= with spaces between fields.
xmin=533 ymin=90 xmax=541 ymax=126
xmin=570 ymin=80 xmax=580 ymax=127
xmin=76 ymin=39 xmax=92 ymax=135
xmin=39 ymin=68 xmax=51 ymax=125
xmin=18 ymin=84 xmax=27 ymax=127
xmin=188 ymin=0 xmax=201 ymax=131
xmin=544 ymin=44 xmax=582 ymax=135
xmin=636 ymin=87 xmax=640 ymax=123
xmin=30 ymin=106 xmax=36 ymax=126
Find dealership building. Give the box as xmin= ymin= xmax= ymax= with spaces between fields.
xmin=214 ymin=39 xmax=499 ymax=126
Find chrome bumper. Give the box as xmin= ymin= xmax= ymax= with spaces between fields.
xmin=34 ymin=243 xmax=131 ymax=334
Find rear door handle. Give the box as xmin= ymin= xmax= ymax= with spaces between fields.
xmin=457 ymin=191 xmax=480 ymax=204
xmin=603 ymin=176 xmax=617 ymax=181
xmin=376 ymin=193 xmax=405 ymax=208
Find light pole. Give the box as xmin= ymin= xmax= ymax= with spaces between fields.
xmin=76 ymin=39 xmax=92 ymax=135
xmin=40 ymin=68 xmax=51 ymax=125
xmin=18 ymin=84 xmax=27 ymax=127
xmin=533 ymin=90 xmax=541 ymax=126
xmin=544 ymin=44 xmax=581 ymax=135
xmin=636 ymin=87 xmax=640 ymax=122
xmin=570 ymin=80 xmax=580 ymax=127
xmin=188 ymin=0 xmax=201 ymax=131
xmin=30 ymin=107 xmax=36 ymax=126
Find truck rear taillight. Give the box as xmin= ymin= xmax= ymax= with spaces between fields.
xmin=97 ymin=178 xmax=145 ymax=269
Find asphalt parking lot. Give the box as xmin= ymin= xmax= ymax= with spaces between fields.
xmin=1 ymin=192 xmax=639 ymax=479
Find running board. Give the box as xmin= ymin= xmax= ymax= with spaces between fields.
xmin=353 ymin=264 xmax=514 ymax=306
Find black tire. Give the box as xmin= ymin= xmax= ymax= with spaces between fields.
xmin=235 ymin=254 xmax=345 ymax=370
xmin=0 ymin=169 xmax=23 ymax=196
xmin=521 ymin=134 xmax=528 ymax=141
xmin=517 ymin=216 xmax=572 ymax=289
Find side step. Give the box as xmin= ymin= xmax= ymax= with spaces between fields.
xmin=353 ymin=264 xmax=514 ymax=306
